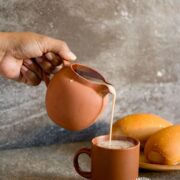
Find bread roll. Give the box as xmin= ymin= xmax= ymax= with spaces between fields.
xmin=112 ymin=113 xmax=172 ymax=147
xmin=144 ymin=125 xmax=180 ymax=165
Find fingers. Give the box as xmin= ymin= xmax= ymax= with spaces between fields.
xmin=23 ymin=59 xmax=42 ymax=79
xmin=45 ymin=52 xmax=62 ymax=66
xmin=20 ymin=63 xmax=41 ymax=86
xmin=36 ymin=56 xmax=56 ymax=74
xmin=20 ymin=52 xmax=63 ymax=86
xmin=44 ymin=37 xmax=77 ymax=61
xmin=35 ymin=52 xmax=63 ymax=74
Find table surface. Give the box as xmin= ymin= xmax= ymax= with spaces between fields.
xmin=0 ymin=142 xmax=179 ymax=180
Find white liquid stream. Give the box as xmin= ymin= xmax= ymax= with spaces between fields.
xmin=106 ymin=85 xmax=116 ymax=145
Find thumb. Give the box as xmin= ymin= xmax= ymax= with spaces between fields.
xmin=44 ymin=37 xmax=77 ymax=61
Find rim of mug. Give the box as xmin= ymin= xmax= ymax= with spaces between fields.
xmin=92 ymin=134 xmax=140 ymax=151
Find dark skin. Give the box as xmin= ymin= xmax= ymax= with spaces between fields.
xmin=0 ymin=32 xmax=77 ymax=85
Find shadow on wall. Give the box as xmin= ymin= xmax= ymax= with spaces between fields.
xmin=0 ymin=122 xmax=109 ymax=150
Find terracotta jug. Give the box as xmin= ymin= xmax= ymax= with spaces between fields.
xmin=44 ymin=61 xmax=111 ymax=131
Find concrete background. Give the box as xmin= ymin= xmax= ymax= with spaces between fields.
xmin=0 ymin=0 xmax=180 ymax=149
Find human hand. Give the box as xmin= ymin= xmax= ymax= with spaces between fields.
xmin=0 ymin=32 xmax=76 ymax=85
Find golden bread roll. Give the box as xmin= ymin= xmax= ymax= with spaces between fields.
xmin=144 ymin=125 xmax=180 ymax=165
xmin=112 ymin=113 xmax=172 ymax=147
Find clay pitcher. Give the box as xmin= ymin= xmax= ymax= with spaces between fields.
xmin=44 ymin=61 xmax=111 ymax=131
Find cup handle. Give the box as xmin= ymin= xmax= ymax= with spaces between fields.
xmin=73 ymin=148 xmax=92 ymax=179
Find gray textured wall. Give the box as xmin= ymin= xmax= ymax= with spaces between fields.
xmin=0 ymin=0 xmax=180 ymax=149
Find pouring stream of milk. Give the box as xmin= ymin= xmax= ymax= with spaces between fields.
xmin=106 ymin=84 xmax=116 ymax=145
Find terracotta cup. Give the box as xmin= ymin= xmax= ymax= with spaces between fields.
xmin=44 ymin=61 xmax=110 ymax=131
xmin=74 ymin=135 xmax=140 ymax=180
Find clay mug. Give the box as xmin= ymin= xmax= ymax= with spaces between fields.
xmin=44 ymin=60 xmax=111 ymax=131
xmin=74 ymin=135 xmax=140 ymax=180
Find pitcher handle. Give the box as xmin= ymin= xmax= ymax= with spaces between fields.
xmin=43 ymin=72 xmax=51 ymax=87
xmin=73 ymin=148 xmax=92 ymax=179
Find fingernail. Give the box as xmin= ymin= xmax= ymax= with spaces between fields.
xmin=68 ymin=51 xmax=77 ymax=61
xmin=45 ymin=53 xmax=53 ymax=61
xmin=24 ymin=59 xmax=32 ymax=65
xmin=21 ymin=66 xmax=28 ymax=73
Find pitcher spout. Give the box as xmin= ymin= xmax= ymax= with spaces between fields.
xmin=99 ymin=81 xmax=116 ymax=97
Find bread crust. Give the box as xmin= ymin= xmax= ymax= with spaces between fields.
xmin=112 ymin=113 xmax=172 ymax=147
xmin=144 ymin=125 xmax=180 ymax=165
